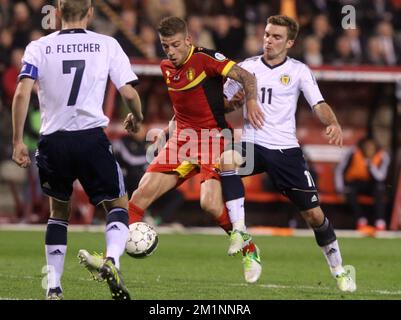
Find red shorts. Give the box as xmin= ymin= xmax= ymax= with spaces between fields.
xmin=146 ymin=129 xmax=227 ymax=183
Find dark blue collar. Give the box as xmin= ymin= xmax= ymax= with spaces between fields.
xmin=261 ymin=56 xmax=288 ymax=69
xmin=59 ymin=28 xmax=87 ymax=35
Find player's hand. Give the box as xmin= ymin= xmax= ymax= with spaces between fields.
xmin=230 ymin=90 xmax=245 ymax=111
xmin=247 ymin=99 xmax=264 ymax=129
xmin=326 ymin=123 xmax=343 ymax=147
xmin=124 ymin=113 xmax=141 ymax=134
xmin=12 ymin=142 xmax=31 ymax=168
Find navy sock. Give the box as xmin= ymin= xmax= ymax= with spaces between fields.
xmin=220 ymin=170 xmax=245 ymax=201
xmin=312 ymin=217 xmax=337 ymax=247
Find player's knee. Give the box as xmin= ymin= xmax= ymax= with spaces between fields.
xmin=49 ymin=198 xmax=70 ymax=221
xmin=104 ymin=194 xmax=128 ymax=211
xmin=200 ymin=194 xmax=222 ymax=217
xmin=131 ymin=179 xmax=157 ymax=207
xmin=301 ymin=207 xmax=324 ymax=227
xmin=220 ymin=150 xmax=243 ymax=171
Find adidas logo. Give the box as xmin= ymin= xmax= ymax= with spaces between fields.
xmin=326 ymin=248 xmax=337 ymax=256
xmin=311 ymin=195 xmax=318 ymax=202
xmin=49 ymin=249 xmax=64 ymax=256
xmin=106 ymin=224 xmax=120 ymax=232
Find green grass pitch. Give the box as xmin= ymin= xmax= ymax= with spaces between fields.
xmin=0 ymin=230 xmax=400 ymax=300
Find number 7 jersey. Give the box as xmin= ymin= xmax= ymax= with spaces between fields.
xmin=19 ymin=29 xmax=138 ymax=135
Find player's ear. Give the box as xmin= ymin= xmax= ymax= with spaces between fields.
xmin=286 ymin=39 xmax=294 ymax=49
xmin=56 ymin=1 xmax=62 ymax=20
xmin=87 ymin=6 xmax=94 ymax=20
xmin=185 ymin=33 xmax=192 ymax=47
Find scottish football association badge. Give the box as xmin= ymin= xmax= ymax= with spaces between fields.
xmin=280 ymin=74 xmax=291 ymax=85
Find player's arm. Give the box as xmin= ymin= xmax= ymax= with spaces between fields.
xmin=12 ymin=78 xmax=35 ymax=168
xmin=120 ymin=84 xmax=143 ymax=134
xmin=226 ymin=65 xmax=264 ymax=128
xmin=313 ymin=102 xmax=343 ymax=147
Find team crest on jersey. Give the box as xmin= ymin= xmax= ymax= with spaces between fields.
xmin=280 ymin=74 xmax=291 ymax=86
xmin=215 ymin=52 xmax=226 ymax=61
xmin=186 ymin=68 xmax=195 ymax=81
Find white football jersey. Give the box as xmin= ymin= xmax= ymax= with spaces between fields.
xmin=224 ymin=56 xmax=324 ymax=149
xmin=20 ymin=29 xmax=138 ymax=135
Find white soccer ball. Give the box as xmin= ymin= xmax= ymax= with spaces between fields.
xmin=126 ymin=222 xmax=158 ymax=258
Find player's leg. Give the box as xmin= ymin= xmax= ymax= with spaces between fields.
xmin=199 ymin=177 xmax=262 ymax=283
xmin=35 ymin=132 xmax=76 ymax=300
xmin=300 ymin=206 xmax=356 ymax=292
xmin=268 ymin=147 xmax=356 ymax=292
xmin=219 ymin=142 xmax=264 ymax=256
xmin=128 ymin=172 xmax=179 ymax=224
xmin=77 ymin=194 xmax=132 ymax=300
xmin=74 ymin=128 xmax=132 ymax=299
xmin=101 ymin=195 xmax=129 ymax=271
xmin=77 ymin=194 xmax=131 ymax=300
xmin=45 ymin=197 xmax=70 ymax=300
xmin=199 ymin=178 xmax=231 ymax=232
xmin=219 ymin=149 xmax=247 ymax=234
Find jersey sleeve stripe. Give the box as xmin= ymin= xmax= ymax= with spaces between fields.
xmin=18 ymin=62 xmax=38 ymax=81
xmin=167 ymin=71 xmax=207 ymax=91
xmin=221 ymin=61 xmax=236 ymax=77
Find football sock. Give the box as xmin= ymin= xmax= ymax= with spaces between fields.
xmin=312 ymin=217 xmax=344 ymax=277
xmin=321 ymin=240 xmax=345 ymax=277
xmin=128 ymin=201 xmax=145 ymax=225
xmin=220 ymin=170 xmax=246 ymax=231
xmin=215 ymin=207 xmax=233 ymax=235
xmin=45 ymin=218 xmax=68 ymax=290
xmin=105 ymin=208 xmax=129 ymax=270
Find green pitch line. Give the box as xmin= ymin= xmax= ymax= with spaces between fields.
xmin=0 ymin=231 xmax=400 ymax=300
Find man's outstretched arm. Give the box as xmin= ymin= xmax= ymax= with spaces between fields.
xmin=313 ymin=102 xmax=343 ymax=147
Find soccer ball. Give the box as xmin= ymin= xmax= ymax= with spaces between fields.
xmin=126 ymin=222 xmax=158 ymax=258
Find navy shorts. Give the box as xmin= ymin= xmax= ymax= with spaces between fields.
xmin=235 ymin=142 xmax=320 ymax=211
xmin=35 ymin=127 xmax=125 ymax=205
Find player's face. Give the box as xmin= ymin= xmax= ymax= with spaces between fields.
xmin=263 ymin=24 xmax=294 ymax=60
xmin=160 ymin=32 xmax=192 ymax=67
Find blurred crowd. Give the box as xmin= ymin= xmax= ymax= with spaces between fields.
xmin=0 ymin=1 xmax=400 ymax=145
xmin=0 ymin=0 xmax=400 ymax=151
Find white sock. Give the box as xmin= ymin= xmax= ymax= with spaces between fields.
xmin=226 ymin=197 xmax=246 ymax=231
xmin=320 ymin=240 xmax=345 ymax=277
xmin=45 ymin=245 xmax=67 ymax=290
xmin=105 ymin=222 xmax=129 ymax=269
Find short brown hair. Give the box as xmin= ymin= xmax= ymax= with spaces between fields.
xmin=267 ymin=15 xmax=299 ymax=40
xmin=59 ymin=0 xmax=92 ymax=22
xmin=157 ymin=16 xmax=187 ymax=37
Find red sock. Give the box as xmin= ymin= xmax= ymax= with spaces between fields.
xmin=128 ymin=201 xmax=145 ymax=225
xmin=215 ymin=207 xmax=233 ymax=235
xmin=242 ymin=242 xmax=256 ymax=255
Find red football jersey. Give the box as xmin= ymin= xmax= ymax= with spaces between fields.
xmin=160 ymin=46 xmax=236 ymax=132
